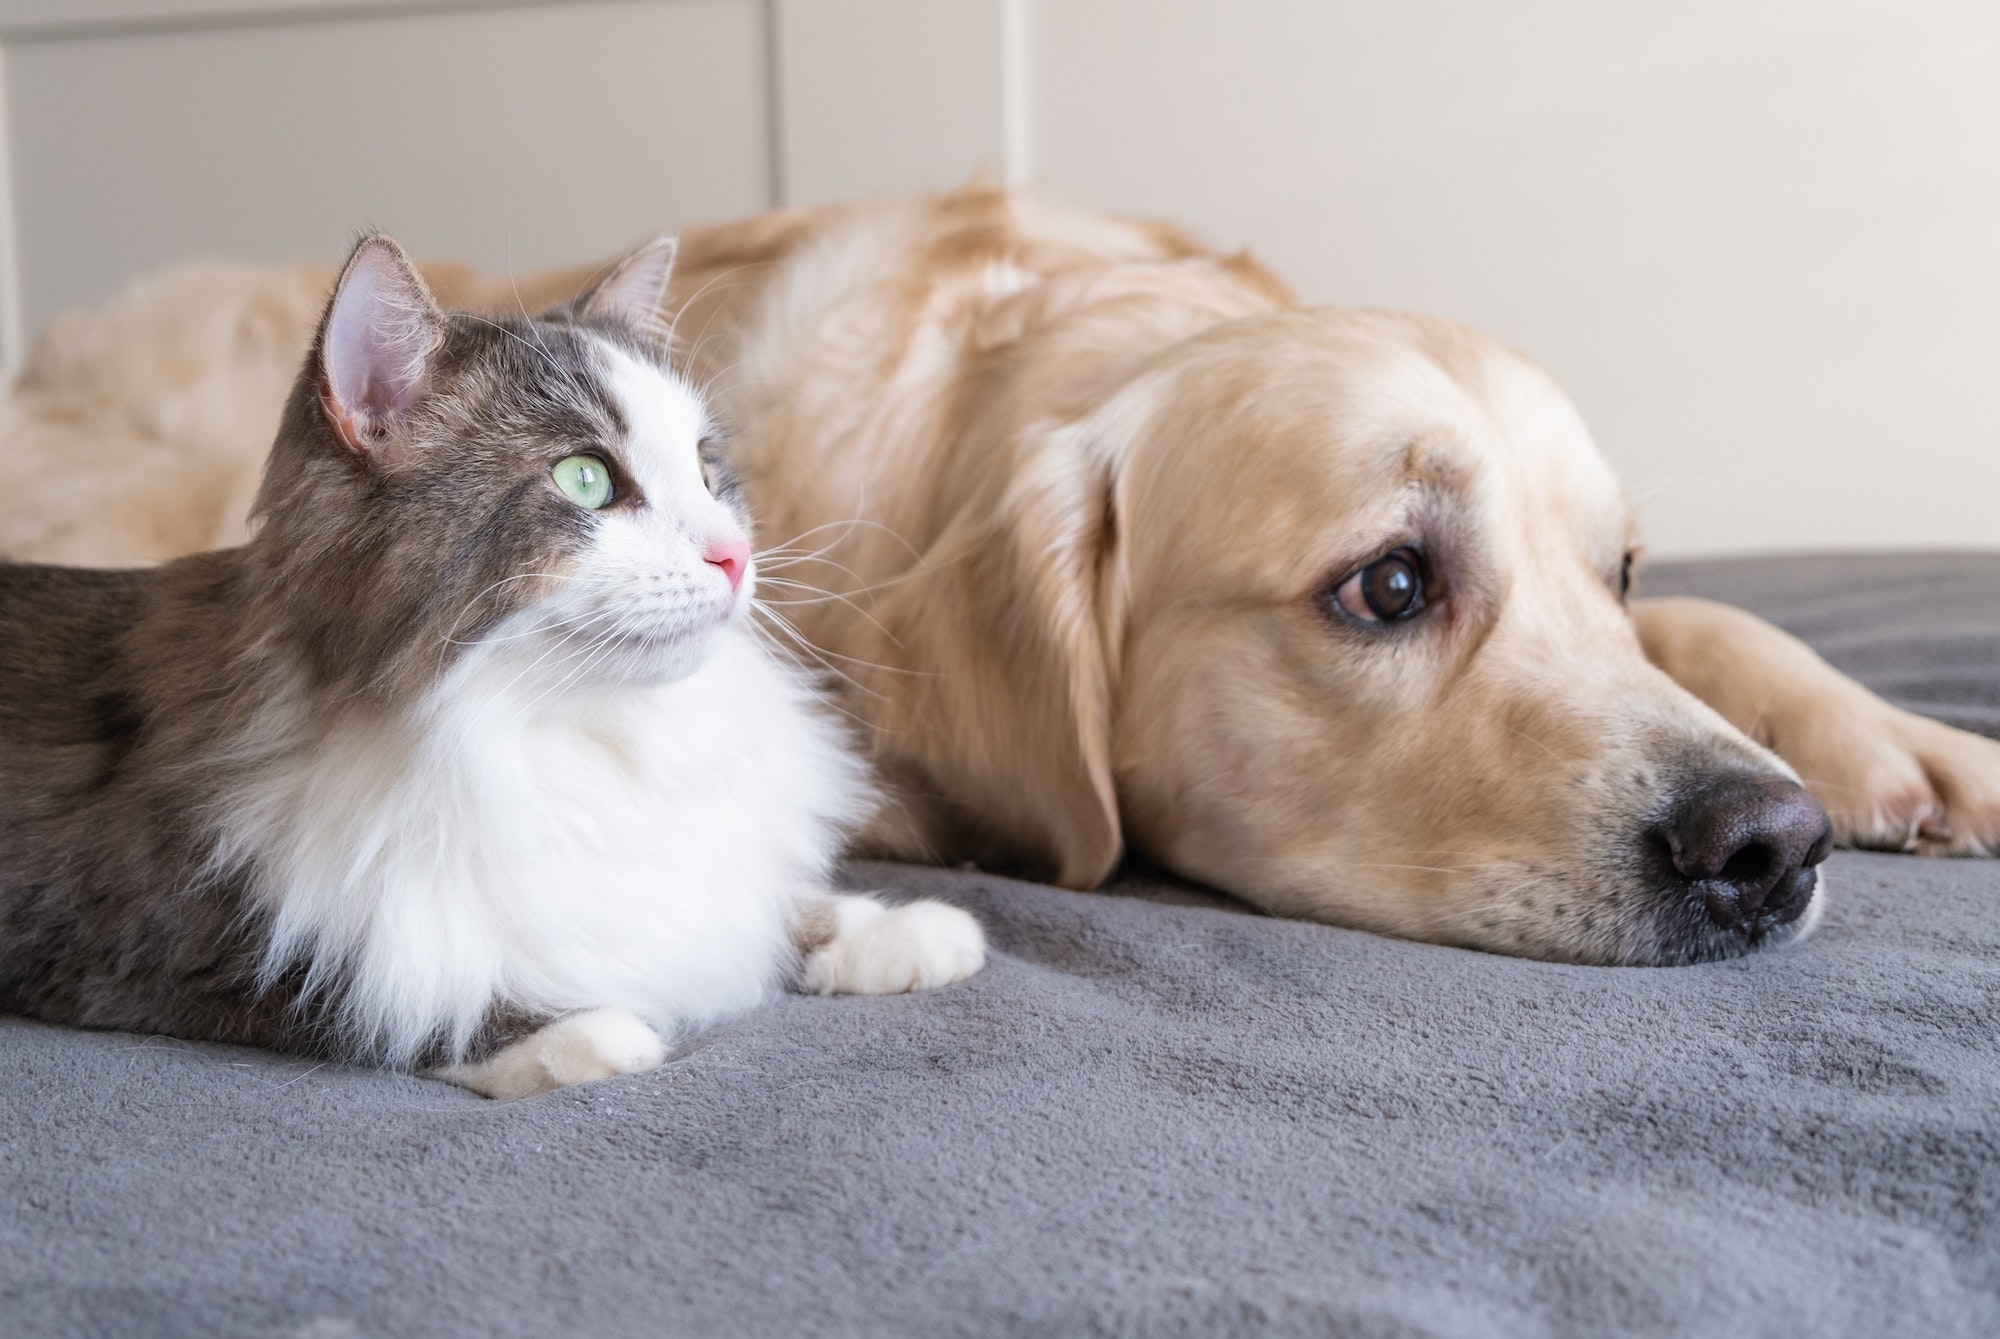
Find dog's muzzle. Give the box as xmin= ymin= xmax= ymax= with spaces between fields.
xmin=1653 ymin=773 xmax=1834 ymax=939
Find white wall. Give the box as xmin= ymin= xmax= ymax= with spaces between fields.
xmin=0 ymin=0 xmax=1994 ymax=556
xmin=1029 ymin=1 xmax=2000 ymax=557
xmin=0 ymin=0 xmax=775 ymax=338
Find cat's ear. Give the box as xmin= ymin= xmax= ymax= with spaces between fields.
xmin=574 ymin=234 xmax=678 ymax=338
xmin=319 ymin=234 xmax=444 ymax=455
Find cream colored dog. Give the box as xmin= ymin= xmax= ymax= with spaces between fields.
xmin=5 ymin=189 xmax=1996 ymax=965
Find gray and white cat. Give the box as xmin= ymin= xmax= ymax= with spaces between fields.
xmin=0 ymin=233 xmax=984 ymax=1098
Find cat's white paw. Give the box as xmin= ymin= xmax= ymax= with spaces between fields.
xmin=434 ymin=1007 xmax=667 ymax=1100
xmin=800 ymin=896 xmax=986 ymax=996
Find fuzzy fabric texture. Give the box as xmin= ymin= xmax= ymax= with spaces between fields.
xmin=2 ymin=552 xmax=1998 ymax=1338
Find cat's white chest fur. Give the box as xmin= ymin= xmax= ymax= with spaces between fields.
xmin=230 ymin=627 xmax=872 ymax=1064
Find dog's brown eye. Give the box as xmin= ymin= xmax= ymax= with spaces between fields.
xmin=1619 ymin=551 xmax=1636 ymax=601
xmin=1333 ymin=547 xmax=1426 ymax=625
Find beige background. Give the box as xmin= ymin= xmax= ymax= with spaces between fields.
xmin=0 ymin=0 xmax=1993 ymax=556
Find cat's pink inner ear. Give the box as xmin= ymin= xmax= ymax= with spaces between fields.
xmin=581 ymin=235 xmax=678 ymax=335
xmin=321 ymin=237 xmax=441 ymax=453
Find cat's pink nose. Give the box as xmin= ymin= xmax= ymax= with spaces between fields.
xmin=705 ymin=535 xmax=750 ymax=592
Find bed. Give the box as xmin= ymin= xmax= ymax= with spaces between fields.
xmin=4 ymin=552 xmax=1997 ymax=1337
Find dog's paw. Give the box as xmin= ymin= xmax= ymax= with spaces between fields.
xmin=434 ymin=1008 xmax=667 ymax=1100
xmin=1784 ymin=700 xmax=2000 ymax=857
xmin=799 ymin=896 xmax=987 ymax=995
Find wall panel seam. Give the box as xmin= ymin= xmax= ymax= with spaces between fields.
xmin=0 ymin=0 xmax=678 ymax=45
xmin=1000 ymin=0 xmax=1029 ymax=187
xmin=0 ymin=45 xmax=22 ymax=373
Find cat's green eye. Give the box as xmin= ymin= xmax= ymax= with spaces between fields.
xmin=552 ymin=454 xmax=613 ymax=510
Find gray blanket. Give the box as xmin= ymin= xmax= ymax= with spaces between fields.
xmin=4 ymin=554 xmax=1998 ymax=1338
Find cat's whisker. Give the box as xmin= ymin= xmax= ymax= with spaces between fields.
xmin=690 ymin=347 xmax=770 ymax=394
xmin=502 ymin=614 xmax=632 ymax=723
xmin=752 ymin=552 xmax=876 ymax=579
xmin=752 ymin=600 xmax=929 ymax=688
xmin=753 ymin=546 xmax=871 ymax=575
xmin=750 ymin=576 xmax=905 ymax=646
xmin=482 ymin=604 xmax=630 ymax=706
xmin=697 ymin=374 xmax=796 ymax=407
xmin=502 ymin=251 xmax=563 ymax=366
xmin=513 ymin=623 xmax=628 ymax=720
xmin=755 ymin=562 xmax=940 ymax=607
xmin=436 ymin=573 xmax=584 ymax=657
xmin=762 ymin=515 xmax=923 ymax=565
xmin=458 ymin=311 xmax=565 ymax=381
xmin=676 ymin=274 xmax=793 ymax=384
xmin=743 ymin=620 xmax=883 ymax=731
xmin=750 ymin=576 xmax=848 ymax=597
xmin=751 ymin=544 xmax=889 ymax=594
xmin=440 ymin=611 xmax=591 ymax=649
xmin=663 ymin=263 xmax=772 ymax=353
xmin=683 ymin=305 xmax=768 ymax=380
xmin=542 ymin=605 xmax=685 ymax=710
xmin=750 ymin=544 xmax=949 ymax=642
xmin=750 ymin=605 xmax=883 ymax=702
xmin=760 ymin=619 xmax=932 ymax=680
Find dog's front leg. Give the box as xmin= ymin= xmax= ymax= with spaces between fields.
xmin=1633 ymin=596 xmax=2000 ymax=856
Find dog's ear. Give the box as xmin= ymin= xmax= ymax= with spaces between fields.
xmin=854 ymin=417 xmax=1127 ymax=890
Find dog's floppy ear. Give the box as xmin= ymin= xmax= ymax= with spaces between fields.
xmin=856 ymin=414 xmax=1128 ymax=890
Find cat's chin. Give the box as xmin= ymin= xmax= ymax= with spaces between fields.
xmin=596 ymin=616 xmax=738 ymax=687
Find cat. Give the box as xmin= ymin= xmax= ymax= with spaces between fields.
xmin=0 ymin=232 xmax=985 ymax=1099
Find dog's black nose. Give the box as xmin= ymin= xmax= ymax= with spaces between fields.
xmin=1657 ymin=775 xmax=1833 ymax=933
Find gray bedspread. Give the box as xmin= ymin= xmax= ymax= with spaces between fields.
xmin=4 ymin=553 xmax=1998 ymax=1338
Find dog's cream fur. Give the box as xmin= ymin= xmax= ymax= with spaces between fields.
xmin=6 ymin=189 xmax=1996 ymax=962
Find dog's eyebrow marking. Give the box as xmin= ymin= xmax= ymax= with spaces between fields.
xmin=1321 ymin=438 xmax=1475 ymax=573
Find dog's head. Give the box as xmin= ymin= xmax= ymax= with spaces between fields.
xmin=862 ymin=305 xmax=1830 ymax=964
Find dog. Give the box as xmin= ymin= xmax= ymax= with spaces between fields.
xmin=4 ymin=188 xmax=1995 ymax=964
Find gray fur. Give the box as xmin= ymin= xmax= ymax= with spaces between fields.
xmin=0 ymin=236 xmax=713 ymax=1067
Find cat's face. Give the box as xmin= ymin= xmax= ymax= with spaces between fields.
xmin=475 ymin=337 xmax=753 ymax=690
xmin=254 ymin=235 xmax=752 ymax=700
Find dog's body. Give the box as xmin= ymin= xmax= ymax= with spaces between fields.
xmin=6 ymin=189 xmax=1997 ymax=962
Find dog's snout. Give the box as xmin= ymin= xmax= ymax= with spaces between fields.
xmin=1655 ymin=775 xmax=1833 ymax=935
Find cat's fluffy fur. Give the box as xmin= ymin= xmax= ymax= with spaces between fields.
xmin=228 ymin=605 xmax=873 ymax=1068
xmin=0 ymin=234 xmax=984 ymax=1097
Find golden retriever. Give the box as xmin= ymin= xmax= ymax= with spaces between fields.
xmin=4 ymin=189 xmax=1996 ymax=964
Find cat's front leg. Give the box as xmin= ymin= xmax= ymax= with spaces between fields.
xmin=432 ymin=1008 xmax=668 ymax=1100
xmin=792 ymin=894 xmax=987 ymax=995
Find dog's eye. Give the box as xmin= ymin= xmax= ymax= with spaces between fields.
xmin=1619 ymin=550 xmax=1636 ymax=602
xmin=1332 ymin=547 xmax=1427 ymax=625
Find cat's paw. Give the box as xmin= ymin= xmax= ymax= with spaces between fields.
xmin=799 ymin=896 xmax=986 ymax=995
xmin=434 ymin=1008 xmax=667 ymax=1100
xmin=1787 ymin=700 xmax=2000 ymax=857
